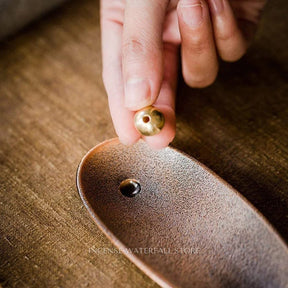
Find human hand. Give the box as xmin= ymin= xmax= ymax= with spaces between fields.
xmin=101 ymin=0 xmax=266 ymax=149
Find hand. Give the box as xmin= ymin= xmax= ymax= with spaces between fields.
xmin=101 ymin=0 xmax=266 ymax=149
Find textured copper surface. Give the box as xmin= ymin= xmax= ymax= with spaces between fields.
xmin=77 ymin=138 xmax=288 ymax=288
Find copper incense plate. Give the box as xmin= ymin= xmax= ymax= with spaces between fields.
xmin=76 ymin=138 xmax=288 ymax=288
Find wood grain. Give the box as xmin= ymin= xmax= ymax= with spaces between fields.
xmin=0 ymin=0 xmax=287 ymax=287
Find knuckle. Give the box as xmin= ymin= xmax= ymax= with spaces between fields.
xmin=187 ymin=36 xmax=210 ymax=55
xmin=190 ymin=43 xmax=209 ymax=55
xmin=216 ymin=27 xmax=239 ymax=42
xmin=101 ymin=1 xmax=124 ymax=26
xmin=122 ymin=37 xmax=161 ymax=64
xmin=122 ymin=38 xmax=147 ymax=61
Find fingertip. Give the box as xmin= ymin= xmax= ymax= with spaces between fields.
xmin=115 ymin=118 xmax=141 ymax=146
xmin=108 ymin=97 xmax=141 ymax=147
xmin=220 ymin=49 xmax=246 ymax=62
xmin=144 ymin=132 xmax=175 ymax=150
xmin=183 ymin=63 xmax=218 ymax=88
xmin=118 ymin=134 xmax=140 ymax=146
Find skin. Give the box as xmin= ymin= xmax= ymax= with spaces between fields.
xmin=101 ymin=0 xmax=267 ymax=149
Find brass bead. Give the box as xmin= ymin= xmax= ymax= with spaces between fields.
xmin=134 ymin=106 xmax=165 ymax=136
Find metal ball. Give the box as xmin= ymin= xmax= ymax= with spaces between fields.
xmin=134 ymin=106 xmax=165 ymax=136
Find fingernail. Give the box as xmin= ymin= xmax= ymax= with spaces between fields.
xmin=179 ymin=0 xmax=203 ymax=28
xmin=209 ymin=0 xmax=224 ymax=14
xmin=125 ymin=78 xmax=151 ymax=110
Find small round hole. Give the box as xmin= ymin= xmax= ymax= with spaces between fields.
xmin=119 ymin=179 xmax=141 ymax=197
xmin=142 ymin=116 xmax=150 ymax=123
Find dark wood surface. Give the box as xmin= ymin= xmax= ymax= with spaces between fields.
xmin=0 ymin=0 xmax=287 ymax=287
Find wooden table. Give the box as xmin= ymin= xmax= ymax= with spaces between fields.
xmin=0 ymin=0 xmax=287 ymax=287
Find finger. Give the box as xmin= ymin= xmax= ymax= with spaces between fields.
xmin=101 ymin=1 xmax=140 ymax=145
xmin=163 ymin=8 xmax=181 ymax=45
xmin=177 ymin=0 xmax=218 ymax=88
xmin=143 ymin=43 xmax=179 ymax=150
xmin=207 ymin=0 xmax=249 ymax=61
xmin=122 ymin=0 xmax=169 ymax=111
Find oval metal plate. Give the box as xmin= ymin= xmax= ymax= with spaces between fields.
xmin=76 ymin=138 xmax=288 ymax=288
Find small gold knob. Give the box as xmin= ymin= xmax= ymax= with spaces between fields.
xmin=134 ymin=106 xmax=165 ymax=136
